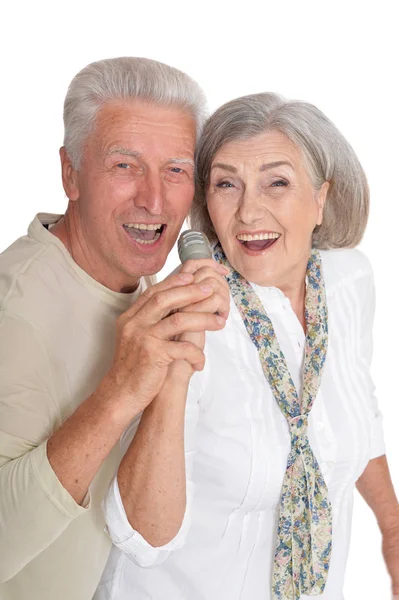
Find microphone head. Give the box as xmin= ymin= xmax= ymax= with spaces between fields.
xmin=178 ymin=230 xmax=213 ymax=263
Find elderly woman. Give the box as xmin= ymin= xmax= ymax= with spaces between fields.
xmin=95 ymin=93 xmax=399 ymax=600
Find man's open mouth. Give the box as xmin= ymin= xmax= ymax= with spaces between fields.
xmin=237 ymin=231 xmax=281 ymax=252
xmin=123 ymin=223 xmax=166 ymax=245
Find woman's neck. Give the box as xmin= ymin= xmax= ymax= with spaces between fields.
xmin=284 ymin=281 xmax=307 ymax=332
xmin=278 ymin=262 xmax=308 ymax=333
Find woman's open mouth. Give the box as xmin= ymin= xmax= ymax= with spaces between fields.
xmin=237 ymin=231 xmax=281 ymax=252
xmin=123 ymin=223 xmax=166 ymax=245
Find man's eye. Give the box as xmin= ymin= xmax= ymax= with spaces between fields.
xmin=170 ymin=167 xmax=184 ymax=174
xmin=117 ymin=163 xmax=130 ymax=169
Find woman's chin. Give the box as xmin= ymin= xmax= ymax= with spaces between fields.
xmin=224 ymin=248 xmax=281 ymax=286
xmin=231 ymin=260 xmax=280 ymax=287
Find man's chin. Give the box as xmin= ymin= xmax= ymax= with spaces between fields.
xmin=128 ymin=252 xmax=169 ymax=278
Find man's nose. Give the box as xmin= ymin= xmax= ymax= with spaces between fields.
xmin=134 ymin=171 xmax=164 ymax=215
xmin=237 ymin=186 xmax=268 ymax=224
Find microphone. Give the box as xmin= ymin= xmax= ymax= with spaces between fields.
xmin=177 ymin=230 xmax=213 ymax=263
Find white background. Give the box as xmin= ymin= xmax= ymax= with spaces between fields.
xmin=0 ymin=1 xmax=397 ymax=597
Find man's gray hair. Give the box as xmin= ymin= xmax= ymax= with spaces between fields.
xmin=191 ymin=92 xmax=369 ymax=249
xmin=63 ymin=57 xmax=208 ymax=169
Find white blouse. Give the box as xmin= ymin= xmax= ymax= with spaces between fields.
xmin=95 ymin=248 xmax=385 ymax=600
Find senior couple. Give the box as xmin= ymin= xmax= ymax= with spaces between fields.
xmin=0 ymin=57 xmax=397 ymax=600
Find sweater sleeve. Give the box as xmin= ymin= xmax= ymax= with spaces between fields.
xmin=0 ymin=311 xmax=88 ymax=583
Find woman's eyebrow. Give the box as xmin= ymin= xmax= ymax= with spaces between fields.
xmin=260 ymin=161 xmax=293 ymax=171
xmin=211 ymin=160 xmax=294 ymax=173
xmin=211 ymin=163 xmax=237 ymax=173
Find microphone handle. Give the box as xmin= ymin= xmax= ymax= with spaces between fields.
xmin=178 ymin=230 xmax=213 ymax=263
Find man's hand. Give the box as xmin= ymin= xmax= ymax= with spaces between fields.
xmin=99 ymin=267 xmax=228 ymax=418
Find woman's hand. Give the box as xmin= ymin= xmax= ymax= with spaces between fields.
xmin=382 ymin=523 xmax=399 ymax=596
xmin=356 ymin=456 xmax=399 ymax=597
xmin=170 ymin=258 xmax=230 ymax=378
xmin=179 ymin=258 xmax=230 ymax=321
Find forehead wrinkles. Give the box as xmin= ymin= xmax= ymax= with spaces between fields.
xmin=212 ymin=135 xmax=312 ymax=180
xmin=86 ymin=118 xmax=195 ymax=163
xmin=94 ymin=101 xmax=195 ymax=140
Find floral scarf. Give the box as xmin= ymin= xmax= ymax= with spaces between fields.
xmin=213 ymin=242 xmax=332 ymax=600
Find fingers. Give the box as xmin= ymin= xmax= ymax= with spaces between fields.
xmin=123 ymin=272 xmax=195 ymax=318
xmin=181 ymin=295 xmax=228 ymax=319
xmin=180 ymin=258 xmax=230 ymax=277
xmin=177 ymin=269 xmax=230 ymax=320
xmin=122 ymin=262 xmax=230 ymax=325
xmin=181 ymin=267 xmax=230 ymax=319
xmin=154 ymin=310 xmax=226 ymax=340
xmin=121 ymin=281 xmax=216 ymax=327
xmin=166 ymin=340 xmax=205 ymax=371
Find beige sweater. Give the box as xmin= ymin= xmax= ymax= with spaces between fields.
xmin=0 ymin=214 xmax=153 ymax=600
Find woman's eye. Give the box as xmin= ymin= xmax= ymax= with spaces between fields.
xmin=271 ymin=179 xmax=288 ymax=187
xmin=216 ymin=181 xmax=234 ymax=188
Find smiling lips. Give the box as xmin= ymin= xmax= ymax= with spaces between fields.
xmin=123 ymin=224 xmax=280 ymax=251
xmin=237 ymin=231 xmax=281 ymax=252
xmin=123 ymin=223 xmax=165 ymax=245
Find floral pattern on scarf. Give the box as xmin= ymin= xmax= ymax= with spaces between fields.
xmin=213 ymin=243 xmax=332 ymax=600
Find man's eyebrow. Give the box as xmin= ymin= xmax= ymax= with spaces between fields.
xmin=107 ymin=151 xmax=194 ymax=167
xmin=166 ymin=158 xmax=194 ymax=167
xmin=108 ymin=148 xmax=141 ymax=158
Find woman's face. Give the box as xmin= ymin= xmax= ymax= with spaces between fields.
xmin=207 ymin=130 xmax=329 ymax=288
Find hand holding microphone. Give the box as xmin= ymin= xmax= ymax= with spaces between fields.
xmin=158 ymin=229 xmax=230 ymax=379
xmin=177 ymin=230 xmax=230 ymax=320
xmin=104 ymin=232 xmax=230 ymax=411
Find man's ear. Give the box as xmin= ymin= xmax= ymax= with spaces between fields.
xmin=316 ymin=181 xmax=330 ymax=226
xmin=60 ymin=147 xmax=79 ymax=202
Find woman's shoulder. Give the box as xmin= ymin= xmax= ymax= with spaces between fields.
xmin=319 ymin=247 xmax=373 ymax=291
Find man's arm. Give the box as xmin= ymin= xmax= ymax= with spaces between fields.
xmin=46 ymin=270 xmax=226 ymax=505
xmin=0 ymin=271 xmax=225 ymax=581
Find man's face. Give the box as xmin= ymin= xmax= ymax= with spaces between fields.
xmin=63 ymin=99 xmax=196 ymax=291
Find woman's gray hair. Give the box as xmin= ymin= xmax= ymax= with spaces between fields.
xmin=191 ymin=92 xmax=369 ymax=249
xmin=63 ymin=57 xmax=208 ymax=169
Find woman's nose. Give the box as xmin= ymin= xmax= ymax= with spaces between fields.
xmin=236 ymin=187 xmax=268 ymax=224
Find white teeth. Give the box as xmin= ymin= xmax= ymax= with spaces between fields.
xmin=237 ymin=232 xmax=281 ymax=241
xmin=134 ymin=233 xmax=161 ymax=245
xmin=124 ymin=223 xmax=163 ymax=230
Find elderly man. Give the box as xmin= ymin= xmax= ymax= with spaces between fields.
xmin=0 ymin=57 xmax=229 ymax=600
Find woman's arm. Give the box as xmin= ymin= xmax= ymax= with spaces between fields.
xmin=356 ymin=455 xmax=399 ymax=595
xmin=104 ymin=261 xmax=229 ymax=558
xmin=117 ymin=359 xmax=193 ymax=547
